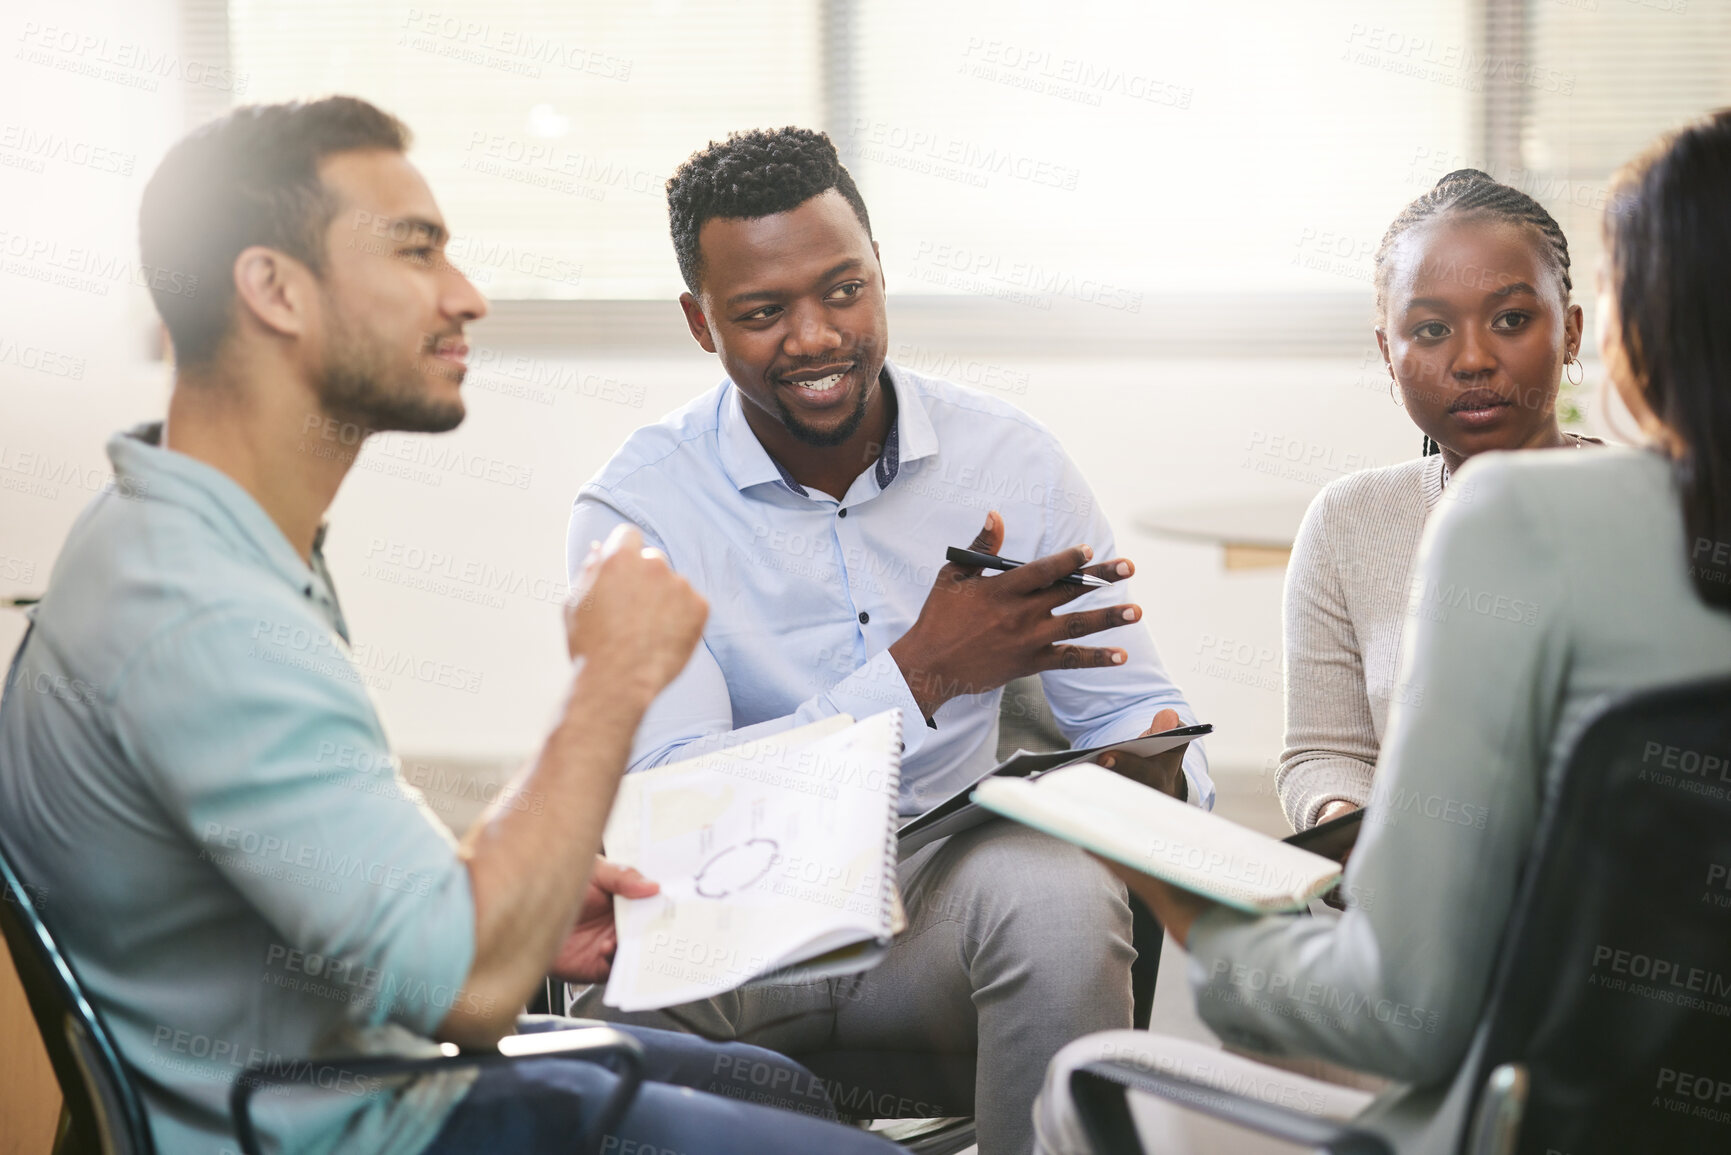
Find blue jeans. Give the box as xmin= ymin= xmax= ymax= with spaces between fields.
xmin=421 ymin=1016 xmax=904 ymax=1155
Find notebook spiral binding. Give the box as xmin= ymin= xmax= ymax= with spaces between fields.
xmin=876 ymin=708 xmax=906 ymax=938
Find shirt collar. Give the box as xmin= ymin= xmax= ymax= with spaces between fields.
xmin=107 ymin=422 xmax=347 ymax=637
xmin=882 ymin=360 xmax=940 ymax=473
xmin=715 ymin=360 xmax=941 ymax=500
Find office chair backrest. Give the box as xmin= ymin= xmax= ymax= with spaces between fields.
xmin=0 ymin=792 xmax=155 ymax=1153
xmin=1465 ymin=675 xmax=1731 ymax=1155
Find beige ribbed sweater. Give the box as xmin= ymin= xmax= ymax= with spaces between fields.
xmin=1274 ymin=455 xmax=1445 ymax=830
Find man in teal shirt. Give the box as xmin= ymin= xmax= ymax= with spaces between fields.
xmin=0 ymin=97 xmax=901 ymax=1155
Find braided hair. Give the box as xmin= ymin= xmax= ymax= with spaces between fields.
xmin=1373 ymin=169 xmax=1573 ymax=457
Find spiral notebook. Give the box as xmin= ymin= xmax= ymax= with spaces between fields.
xmin=601 ymin=710 xmax=906 ymax=1012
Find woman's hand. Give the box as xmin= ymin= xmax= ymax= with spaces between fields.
xmin=1096 ymin=857 xmax=1223 ymax=947
xmin=1315 ymin=799 xmax=1361 ymax=826
xmin=1311 ymin=800 xmax=1362 ymax=908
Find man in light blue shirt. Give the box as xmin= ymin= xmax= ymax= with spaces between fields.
xmin=565 ymin=127 xmax=1209 ymax=1155
xmin=0 ymin=98 xmax=904 ymax=1155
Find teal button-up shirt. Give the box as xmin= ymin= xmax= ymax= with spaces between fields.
xmin=0 ymin=425 xmax=476 ymax=1155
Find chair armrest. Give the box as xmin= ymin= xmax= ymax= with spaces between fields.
xmin=231 ymin=1026 xmax=645 ymax=1155
xmin=1070 ymin=1057 xmax=1392 ymax=1155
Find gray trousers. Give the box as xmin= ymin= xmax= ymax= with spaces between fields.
xmin=570 ymin=819 xmax=1136 ymax=1155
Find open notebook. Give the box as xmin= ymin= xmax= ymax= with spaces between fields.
xmin=602 ymin=711 xmax=906 ymax=1012
xmin=973 ymin=762 xmax=1342 ymax=913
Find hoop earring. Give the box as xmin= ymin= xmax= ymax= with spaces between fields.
xmin=1565 ymin=354 xmax=1583 ymax=388
xmin=1389 ymin=375 xmax=1404 ymax=407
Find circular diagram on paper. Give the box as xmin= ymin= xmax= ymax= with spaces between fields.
xmin=694 ymin=838 xmax=781 ymax=899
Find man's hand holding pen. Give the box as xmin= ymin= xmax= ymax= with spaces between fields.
xmin=888 ymin=509 xmax=1141 ymax=722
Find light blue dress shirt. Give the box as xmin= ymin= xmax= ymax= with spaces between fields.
xmin=0 ymin=425 xmax=477 ymax=1155
xmin=566 ymin=362 xmax=1212 ymax=814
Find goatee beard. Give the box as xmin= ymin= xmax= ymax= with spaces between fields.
xmin=775 ymin=376 xmax=872 ymax=448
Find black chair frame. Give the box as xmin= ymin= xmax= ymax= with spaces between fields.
xmin=230 ymin=1027 xmax=645 ymax=1155
xmin=1071 ymin=675 xmax=1731 ymax=1155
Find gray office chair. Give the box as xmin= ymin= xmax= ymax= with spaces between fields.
xmin=1069 ymin=675 xmax=1731 ymax=1154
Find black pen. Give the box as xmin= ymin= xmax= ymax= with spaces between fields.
xmin=945 ymin=547 xmax=1113 ymax=588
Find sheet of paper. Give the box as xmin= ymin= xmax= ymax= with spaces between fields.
xmin=603 ymin=712 xmax=901 ymax=1011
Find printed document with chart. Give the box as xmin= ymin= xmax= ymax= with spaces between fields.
xmin=601 ymin=710 xmax=906 ymax=1012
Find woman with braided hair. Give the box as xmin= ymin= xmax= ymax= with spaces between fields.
xmin=1276 ymin=168 xmax=1601 ymax=835
xmin=1032 ymin=114 xmax=1731 ymax=1154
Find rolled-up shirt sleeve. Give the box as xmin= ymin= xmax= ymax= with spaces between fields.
xmin=1185 ymin=459 xmax=1567 ymax=1084
xmin=110 ymin=603 xmax=477 ymax=1037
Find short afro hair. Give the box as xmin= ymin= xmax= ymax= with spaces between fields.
xmin=666 ymin=126 xmax=872 ymax=294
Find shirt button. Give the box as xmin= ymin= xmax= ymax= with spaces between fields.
xmin=838 ymin=507 xmax=848 ymax=518
xmin=858 ymin=611 xmax=870 ymax=624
